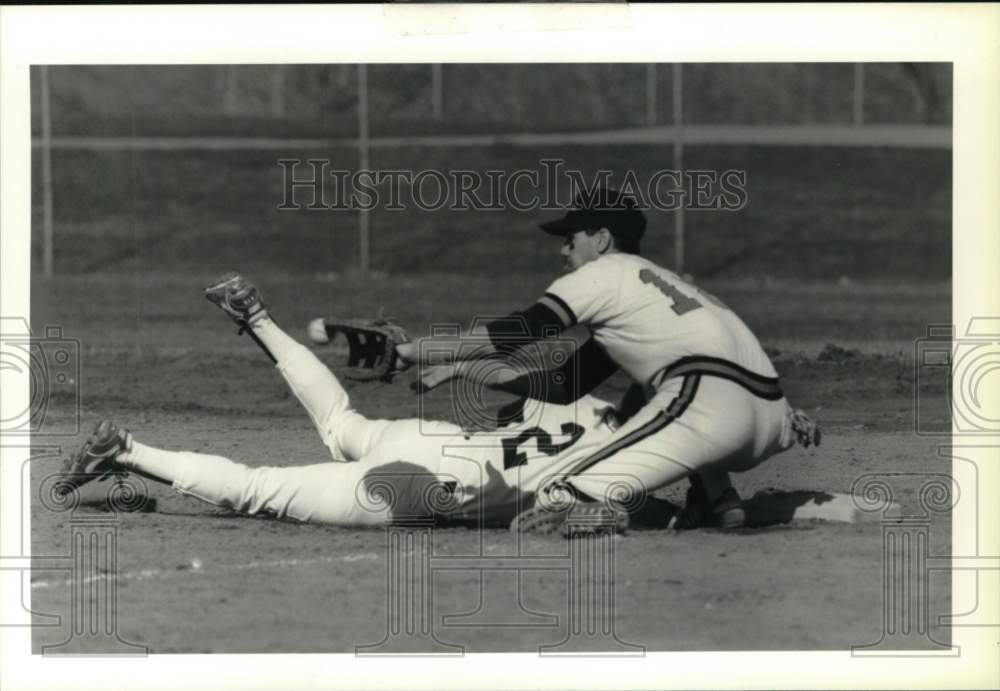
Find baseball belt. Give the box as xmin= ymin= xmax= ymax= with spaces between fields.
xmin=648 ymin=355 xmax=784 ymax=400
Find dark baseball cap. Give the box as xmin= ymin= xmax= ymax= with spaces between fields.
xmin=539 ymin=188 xmax=646 ymax=246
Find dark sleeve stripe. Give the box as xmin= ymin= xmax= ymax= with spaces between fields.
xmin=485 ymin=316 xmax=525 ymax=354
xmin=486 ymin=302 xmax=564 ymax=353
xmin=538 ymin=292 xmax=577 ymax=327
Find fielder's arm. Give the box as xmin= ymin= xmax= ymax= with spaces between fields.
xmin=417 ymin=329 xmax=618 ymax=404
xmin=395 ymin=322 xmax=497 ymax=366
xmin=396 ymin=297 xmax=570 ymax=366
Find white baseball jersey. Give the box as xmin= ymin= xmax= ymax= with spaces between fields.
xmin=438 ymin=394 xmax=619 ymax=522
xmin=536 ymin=253 xmax=777 ymax=388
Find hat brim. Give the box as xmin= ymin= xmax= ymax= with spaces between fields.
xmin=539 ymin=219 xmax=584 ymax=235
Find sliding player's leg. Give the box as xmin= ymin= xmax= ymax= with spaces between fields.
xmin=59 ymin=418 xmax=455 ymax=525
xmin=249 ymin=315 xmax=378 ymax=461
xmin=125 ymin=440 xmax=393 ymax=524
xmin=241 ymin=307 xmax=468 ymax=464
xmin=204 ymin=272 xmax=408 ymax=463
xmin=129 ymin=437 xmax=469 ymax=525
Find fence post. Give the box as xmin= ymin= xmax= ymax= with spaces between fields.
xmin=269 ymin=66 xmax=285 ymax=118
xmin=357 ymin=64 xmax=371 ymax=274
xmin=672 ymin=63 xmax=685 ymax=274
xmin=431 ymin=64 xmax=443 ymax=120
xmin=853 ymin=63 xmax=865 ymax=126
xmin=223 ymin=65 xmax=240 ymax=116
xmin=645 ymin=64 xmax=657 ymax=126
xmin=40 ymin=65 xmax=54 ymax=279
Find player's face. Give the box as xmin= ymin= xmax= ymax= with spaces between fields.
xmin=561 ymin=230 xmax=602 ymax=272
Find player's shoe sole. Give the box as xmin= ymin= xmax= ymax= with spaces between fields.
xmin=789 ymin=409 xmax=821 ymax=448
xmin=56 ymin=420 xmax=131 ymax=497
xmin=510 ymin=502 xmax=629 ymax=538
xmin=204 ymin=272 xmax=268 ymax=328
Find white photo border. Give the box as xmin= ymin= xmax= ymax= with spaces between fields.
xmin=1 ymin=3 xmax=998 ymax=690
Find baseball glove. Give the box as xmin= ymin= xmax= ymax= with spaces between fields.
xmin=315 ymin=317 xmax=411 ymax=382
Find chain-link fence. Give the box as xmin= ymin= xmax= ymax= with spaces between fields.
xmin=30 ymin=63 xmax=952 ymax=280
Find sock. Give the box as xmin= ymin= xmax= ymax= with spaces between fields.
xmin=249 ymin=317 xmax=305 ymax=366
xmin=700 ymin=469 xmax=738 ymax=504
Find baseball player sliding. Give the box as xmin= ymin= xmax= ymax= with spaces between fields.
xmin=55 ymin=273 xmax=651 ymax=532
xmin=397 ymin=187 xmax=819 ymax=532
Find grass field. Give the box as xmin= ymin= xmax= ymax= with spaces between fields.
xmin=31 ymin=146 xmax=950 ymax=280
xmin=27 ymin=270 xmax=952 ymax=653
xmin=33 ymin=64 xmax=952 ymax=137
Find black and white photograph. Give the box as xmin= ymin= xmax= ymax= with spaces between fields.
xmin=1 ymin=4 xmax=997 ymax=690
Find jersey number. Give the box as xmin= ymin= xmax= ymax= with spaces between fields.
xmin=639 ymin=269 xmax=728 ymax=314
xmin=501 ymin=422 xmax=585 ymax=470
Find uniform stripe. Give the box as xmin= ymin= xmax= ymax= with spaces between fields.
xmin=539 ymin=292 xmax=577 ymax=327
xmin=486 ymin=302 xmax=564 ymax=353
xmin=561 ymin=374 xmax=701 ymax=479
xmin=650 ymin=356 xmax=783 ymax=400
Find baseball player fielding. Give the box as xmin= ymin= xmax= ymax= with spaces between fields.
xmin=58 ymin=189 xmax=820 ymax=536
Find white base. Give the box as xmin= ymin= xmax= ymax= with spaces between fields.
xmin=743 ymin=490 xmax=896 ymax=525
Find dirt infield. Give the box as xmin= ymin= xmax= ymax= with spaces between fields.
xmin=27 ymin=274 xmax=951 ymax=653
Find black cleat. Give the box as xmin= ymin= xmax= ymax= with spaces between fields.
xmin=510 ymin=501 xmax=629 ymax=538
xmin=673 ymin=478 xmax=745 ymax=530
xmin=56 ymin=420 xmax=131 ymax=497
xmin=204 ymin=272 xmax=268 ymax=328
